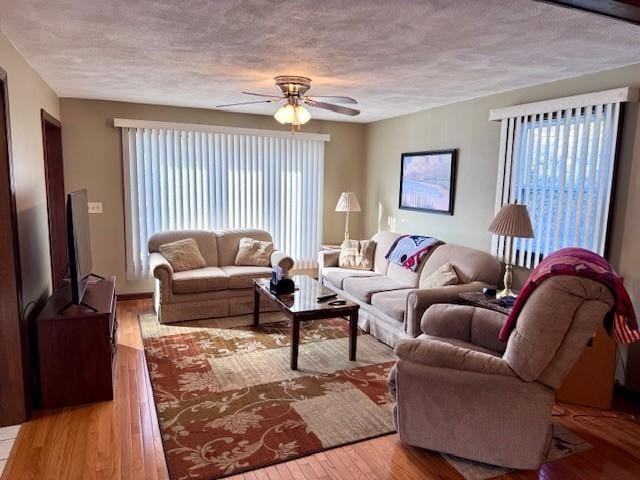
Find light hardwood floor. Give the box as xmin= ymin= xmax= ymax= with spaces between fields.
xmin=2 ymin=299 xmax=640 ymax=479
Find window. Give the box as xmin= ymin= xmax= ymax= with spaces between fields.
xmin=117 ymin=120 xmax=328 ymax=279
xmin=490 ymin=88 xmax=636 ymax=269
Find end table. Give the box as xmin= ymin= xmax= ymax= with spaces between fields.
xmin=458 ymin=291 xmax=513 ymax=315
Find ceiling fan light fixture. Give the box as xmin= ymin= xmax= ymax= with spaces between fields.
xmin=222 ymin=75 xmax=358 ymax=132
xmin=274 ymin=104 xmax=294 ymax=124
xmin=295 ymin=105 xmax=311 ymax=125
xmin=274 ymin=104 xmax=311 ymax=126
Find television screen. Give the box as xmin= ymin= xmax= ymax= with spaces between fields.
xmin=67 ymin=189 xmax=92 ymax=304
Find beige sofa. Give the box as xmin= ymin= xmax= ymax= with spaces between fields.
xmin=148 ymin=229 xmax=293 ymax=323
xmin=318 ymin=231 xmax=501 ymax=346
xmin=388 ymin=276 xmax=614 ymax=469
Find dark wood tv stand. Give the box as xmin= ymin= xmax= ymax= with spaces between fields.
xmin=37 ymin=276 xmax=117 ymax=408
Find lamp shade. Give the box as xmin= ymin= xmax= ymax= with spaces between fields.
xmin=335 ymin=192 xmax=361 ymax=212
xmin=488 ymin=203 xmax=534 ymax=238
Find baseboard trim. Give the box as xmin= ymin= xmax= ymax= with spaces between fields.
xmin=117 ymin=292 xmax=153 ymax=301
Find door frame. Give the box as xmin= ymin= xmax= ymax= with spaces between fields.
xmin=41 ymin=109 xmax=67 ymax=289
xmin=0 ymin=66 xmax=30 ymax=424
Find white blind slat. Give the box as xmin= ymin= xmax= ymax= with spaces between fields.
xmin=532 ymin=112 xmax=554 ymax=268
xmin=524 ymin=113 xmax=543 ymax=268
xmin=516 ymin=114 xmax=534 ymax=267
xmin=498 ymin=118 xmax=515 ymax=262
xmin=492 ymin=119 xmax=509 ymax=257
xmin=506 ymin=116 xmax=523 ymax=265
xmin=599 ymin=102 xmax=621 ymax=254
xmin=573 ymin=105 xmax=594 ymax=248
xmin=553 ymin=108 xmax=573 ymax=252
xmin=582 ymin=104 xmax=603 ymax=250
xmin=592 ymin=104 xmax=614 ymax=253
xmin=542 ymin=110 xmax=563 ymax=258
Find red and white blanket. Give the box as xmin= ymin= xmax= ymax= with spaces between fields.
xmin=499 ymin=247 xmax=639 ymax=344
xmin=385 ymin=235 xmax=442 ymax=272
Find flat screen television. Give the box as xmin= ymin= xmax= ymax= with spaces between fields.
xmin=66 ymin=189 xmax=93 ymax=307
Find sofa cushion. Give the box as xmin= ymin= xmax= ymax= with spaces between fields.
xmin=420 ymin=244 xmax=501 ymax=287
xmin=172 ymin=267 xmax=228 ymax=294
xmin=323 ymin=267 xmax=380 ymax=290
xmin=342 ymin=276 xmax=413 ymax=304
xmin=222 ymin=266 xmax=273 ymax=289
xmin=421 ymin=262 xmax=459 ymax=288
xmin=338 ymin=239 xmax=376 ymax=270
xmin=216 ymin=229 xmax=273 ymax=266
xmin=386 ymin=263 xmax=421 ymax=288
xmin=158 ymin=238 xmax=207 ymax=272
xmin=234 ymin=237 xmax=274 ymax=266
xmin=370 ymin=231 xmax=403 ymax=275
xmin=371 ymin=289 xmax=414 ymax=322
xmin=149 ymin=230 xmax=219 ymax=266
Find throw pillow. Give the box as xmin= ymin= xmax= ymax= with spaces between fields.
xmin=421 ymin=262 xmax=459 ymax=288
xmin=339 ymin=239 xmax=376 ymax=270
xmin=235 ymin=237 xmax=274 ymax=267
xmin=158 ymin=238 xmax=206 ymax=272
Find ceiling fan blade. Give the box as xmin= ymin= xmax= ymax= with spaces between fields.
xmin=216 ymin=99 xmax=277 ymax=108
xmin=306 ymin=95 xmax=358 ymax=104
xmin=305 ymin=99 xmax=360 ymax=116
xmin=242 ymin=91 xmax=283 ymax=99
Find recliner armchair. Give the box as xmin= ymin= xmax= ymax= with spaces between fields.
xmin=388 ymin=275 xmax=614 ymax=469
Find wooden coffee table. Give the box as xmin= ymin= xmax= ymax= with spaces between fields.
xmin=253 ymin=275 xmax=359 ymax=370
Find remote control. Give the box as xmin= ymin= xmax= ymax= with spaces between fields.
xmin=317 ymin=292 xmax=338 ymax=302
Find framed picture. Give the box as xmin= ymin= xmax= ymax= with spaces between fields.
xmin=399 ymin=149 xmax=457 ymax=215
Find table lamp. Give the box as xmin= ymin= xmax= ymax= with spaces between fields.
xmin=335 ymin=192 xmax=361 ymax=240
xmin=488 ymin=203 xmax=534 ymax=298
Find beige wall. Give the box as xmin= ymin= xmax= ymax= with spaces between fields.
xmin=0 ymin=32 xmax=59 ymax=311
xmin=364 ymin=62 xmax=640 ymax=281
xmin=60 ymin=99 xmax=366 ymax=293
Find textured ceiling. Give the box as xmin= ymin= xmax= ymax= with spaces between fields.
xmin=1 ymin=0 xmax=640 ymax=123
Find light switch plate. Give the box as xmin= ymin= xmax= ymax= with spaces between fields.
xmin=88 ymin=202 xmax=103 ymax=214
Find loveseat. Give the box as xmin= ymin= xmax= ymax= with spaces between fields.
xmin=148 ymin=229 xmax=293 ymax=323
xmin=318 ymin=231 xmax=501 ymax=346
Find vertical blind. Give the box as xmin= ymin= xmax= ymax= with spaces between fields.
xmin=490 ymin=88 xmax=636 ymax=269
xmin=118 ymin=121 xmax=328 ymax=279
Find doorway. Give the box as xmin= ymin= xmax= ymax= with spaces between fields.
xmin=41 ymin=110 xmax=67 ymax=290
xmin=0 ymin=67 xmax=30 ymax=425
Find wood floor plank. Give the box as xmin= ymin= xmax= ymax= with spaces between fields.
xmin=292 ymin=458 xmax=319 ymax=480
xmin=252 ymin=468 xmax=272 ymax=480
xmin=3 ymin=298 xmax=640 ymax=479
xmin=304 ymin=455 xmax=331 ymax=480
xmin=274 ymin=463 xmax=295 ymax=480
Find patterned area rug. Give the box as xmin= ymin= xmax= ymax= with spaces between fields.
xmin=139 ymin=313 xmax=396 ymax=480
xmin=442 ymin=423 xmax=592 ymax=480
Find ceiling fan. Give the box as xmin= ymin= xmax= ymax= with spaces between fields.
xmin=216 ymin=76 xmax=360 ymax=131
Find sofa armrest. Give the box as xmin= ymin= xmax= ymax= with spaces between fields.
xmin=318 ymin=249 xmax=340 ymax=272
xmin=422 ymin=304 xmax=507 ymax=353
xmin=271 ymin=250 xmax=294 ymax=277
xmin=148 ymin=252 xmax=174 ymax=302
xmin=405 ymin=281 xmax=488 ymax=337
xmin=394 ymin=337 xmax=515 ymax=377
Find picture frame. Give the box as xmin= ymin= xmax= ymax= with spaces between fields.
xmin=398 ymin=149 xmax=457 ymax=215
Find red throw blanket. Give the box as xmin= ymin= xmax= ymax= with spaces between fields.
xmin=498 ymin=248 xmax=639 ymax=344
